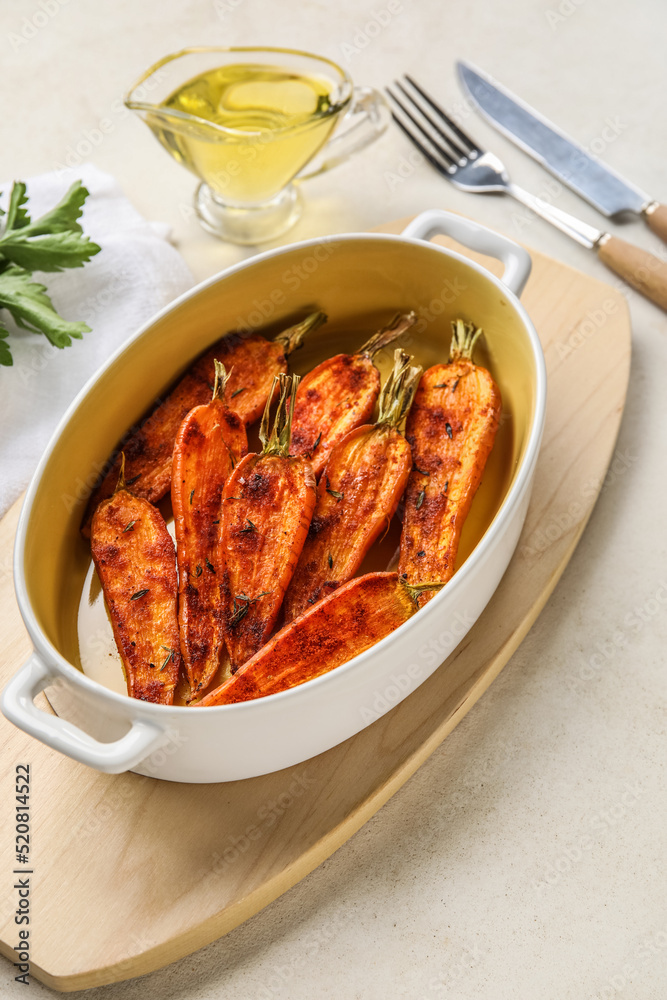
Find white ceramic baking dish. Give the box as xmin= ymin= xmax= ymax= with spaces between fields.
xmin=2 ymin=210 xmax=545 ymax=782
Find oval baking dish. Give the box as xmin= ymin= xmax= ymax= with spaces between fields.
xmin=2 ymin=210 xmax=546 ymax=782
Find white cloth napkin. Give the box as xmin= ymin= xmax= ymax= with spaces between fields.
xmin=0 ymin=164 xmax=194 ymax=517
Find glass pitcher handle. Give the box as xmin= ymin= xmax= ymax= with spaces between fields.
xmin=296 ymin=86 xmax=390 ymax=182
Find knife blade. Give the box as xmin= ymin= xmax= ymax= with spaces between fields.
xmin=457 ymin=61 xmax=667 ymax=244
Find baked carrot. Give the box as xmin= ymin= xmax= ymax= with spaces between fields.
xmin=90 ymin=458 xmax=181 ymax=704
xmin=399 ymin=319 xmax=502 ymax=605
xmin=289 ymin=311 xmax=417 ymax=477
xmin=195 ymin=572 xmax=421 ymax=706
xmin=219 ymin=374 xmax=317 ymax=671
xmin=172 ymin=362 xmax=248 ymax=697
xmin=81 ymin=311 xmax=327 ymax=536
xmin=283 ymin=349 xmax=422 ymax=623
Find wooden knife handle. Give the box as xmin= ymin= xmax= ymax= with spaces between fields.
xmin=597 ymin=235 xmax=667 ymax=312
xmin=644 ymin=202 xmax=667 ymax=245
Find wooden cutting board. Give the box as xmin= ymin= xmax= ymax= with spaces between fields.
xmin=0 ymin=219 xmax=631 ymax=991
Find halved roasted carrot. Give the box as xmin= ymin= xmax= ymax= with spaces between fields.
xmin=219 ymin=374 xmax=316 ymax=671
xmin=90 ymin=459 xmax=181 ymax=704
xmin=81 ymin=311 xmax=327 ymax=536
xmin=195 ymin=572 xmax=419 ymax=706
xmin=172 ymin=362 xmax=248 ymax=697
xmin=399 ymin=319 xmax=502 ymax=605
xmin=289 ymin=311 xmax=417 ymax=477
xmin=283 ymin=350 xmax=422 ymax=623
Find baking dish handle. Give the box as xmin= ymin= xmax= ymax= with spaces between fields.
xmin=1 ymin=652 xmax=166 ymax=773
xmin=401 ymin=209 xmax=532 ymax=298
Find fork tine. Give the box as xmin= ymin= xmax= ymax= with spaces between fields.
xmin=395 ymin=80 xmax=468 ymax=163
xmin=404 ymin=74 xmax=481 ymax=155
xmin=386 ymin=86 xmax=457 ymax=171
xmin=388 ymin=105 xmax=457 ymax=178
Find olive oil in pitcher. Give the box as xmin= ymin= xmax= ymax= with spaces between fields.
xmin=150 ymin=64 xmax=340 ymax=204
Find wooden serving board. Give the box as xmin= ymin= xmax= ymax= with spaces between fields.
xmin=0 ymin=219 xmax=631 ymax=991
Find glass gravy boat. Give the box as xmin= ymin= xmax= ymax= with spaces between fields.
xmin=125 ymin=47 xmax=389 ymax=244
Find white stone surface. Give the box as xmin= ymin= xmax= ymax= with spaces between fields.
xmin=1 ymin=1 xmax=666 ymax=997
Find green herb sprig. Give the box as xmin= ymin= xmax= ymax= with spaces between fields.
xmin=0 ymin=180 xmax=101 ymax=366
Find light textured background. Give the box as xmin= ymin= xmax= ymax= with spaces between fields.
xmin=1 ymin=0 xmax=666 ymax=997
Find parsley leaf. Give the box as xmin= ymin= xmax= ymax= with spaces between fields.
xmin=0 ymin=229 xmax=100 ymax=273
xmin=0 ymin=325 xmax=12 ymax=367
xmin=4 ymin=182 xmax=31 ymax=232
xmin=0 ymin=180 xmax=101 ymax=365
xmin=9 ymin=179 xmax=88 ymax=236
xmin=0 ymin=265 xmax=89 ymax=350
xmin=0 ymin=180 xmax=100 ymax=272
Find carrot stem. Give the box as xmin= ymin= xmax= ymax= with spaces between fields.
xmin=359 ymin=311 xmax=417 ymax=358
xmin=273 ymin=310 xmax=328 ymax=354
xmin=449 ymin=318 xmax=484 ymax=362
xmin=114 ymin=452 xmax=127 ymax=494
xmin=376 ymin=349 xmax=422 ymax=428
xmin=211 ymin=359 xmax=232 ymax=401
xmin=259 ymin=373 xmax=300 ymax=457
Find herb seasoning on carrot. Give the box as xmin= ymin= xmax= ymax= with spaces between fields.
xmin=90 ymin=457 xmax=182 ymax=704
xmin=399 ymin=319 xmax=501 ymax=604
xmin=81 ymin=311 xmax=327 ymax=536
xmin=283 ymin=349 xmax=422 ymax=622
xmin=219 ymin=373 xmax=317 ymax=671
xmin=172 ymin=361 xmax=248 ymax=696
xmin=289 ymin=311 xmax=417 ymax=477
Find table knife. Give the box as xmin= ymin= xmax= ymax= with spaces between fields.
xmin=457 ymin=61 xmax=667 ymax=246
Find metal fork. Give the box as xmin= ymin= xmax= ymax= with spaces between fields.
xmin=386 ymin=75 xmax=602 ymax=249
xmin=385 ymin=75 xmax=667 ymax=312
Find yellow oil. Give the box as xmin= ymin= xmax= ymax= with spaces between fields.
xmin=150 ymin=64 xmax=341 ymax=204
